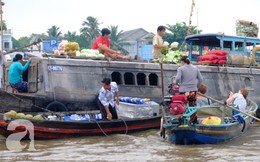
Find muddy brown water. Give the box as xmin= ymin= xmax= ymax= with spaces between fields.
xmin=0 ymin=123 xmax=259 ymax=162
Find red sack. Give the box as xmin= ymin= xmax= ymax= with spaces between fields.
xmin=206 ymin=50 xmax=227 ymax=56
xmin=170 ymin=102 xmax=185 ymax=115
xmin=202 ymin=55 xmax=218 ymax=60
xmin=218 ymin=60 xmax=226 ymax=65
xmin=197 ymin=56 xmax=204 ymax=61
xmin=211 ymin=59 xmax=218 ymax=64
xmin=199 ymin=60 xmax=213 ymax=64
xmin=171 ymin=94 xmax=188 ymax=104
xmin=215 ymin=55 xmax=227 ymax=60
xmin=199 ymin=60 xmax=218 ymax=65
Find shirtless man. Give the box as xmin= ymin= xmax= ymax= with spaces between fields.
xmin=92 ymin=28 xmax=131 ymax=60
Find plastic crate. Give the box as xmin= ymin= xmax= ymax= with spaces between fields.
xmin=116 ymin=101 xmax=159 ymax=118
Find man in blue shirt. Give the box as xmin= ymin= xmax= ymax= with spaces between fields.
xmin=8 ymin=54 xmax=31 ymax=92
xmin=98 ymin=78 xmax=119 ymax=120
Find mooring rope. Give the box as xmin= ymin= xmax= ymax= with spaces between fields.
xmin=120 ymin=118 xmax=128 ymax=135
xmin=92 ymin=119 xmax=109 ymax=137
xmin=92 ymin=118 xmax=129 ymax=137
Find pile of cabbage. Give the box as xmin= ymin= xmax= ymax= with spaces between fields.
xmin=153 ymin=41 xmax=183 ymax=64
xmin=80 ymin=49 xmax=105 ymax=59
xmin=163 ymin=50 xmax=184 ymax=64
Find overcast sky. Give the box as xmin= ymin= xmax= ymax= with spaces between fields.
xmin=3 ymin=0 xmax=260 ymax=39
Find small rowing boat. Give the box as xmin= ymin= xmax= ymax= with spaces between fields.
xmin=162 ymin=98 xmax=258 ymax=145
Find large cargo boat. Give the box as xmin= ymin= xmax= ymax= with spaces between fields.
xmin=0 ymin=34 xmax=260 ymax=117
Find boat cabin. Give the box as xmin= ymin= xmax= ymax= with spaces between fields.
xmin=185 ymin=34 xmax=260 ymax=62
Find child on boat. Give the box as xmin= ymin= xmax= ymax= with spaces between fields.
xmin=196 ymin=84 xmax=211 ymax=107
xmin=226 ymin=89 xmax=248 ymax=114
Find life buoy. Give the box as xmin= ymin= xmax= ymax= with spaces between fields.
xmin=251 ymin=45 xmax=260 ymax=67
xmin=45 ymin=101 xmax=68 ymax=112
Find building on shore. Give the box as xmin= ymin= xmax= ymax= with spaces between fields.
xmin=120 ymin=28 xmax=154 ymax=59
xmin=0 ymin=29 xmax=13 ymax=51
xmin=0 ymin=29 xmax=13 ymax=88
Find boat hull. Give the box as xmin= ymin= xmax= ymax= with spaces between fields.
xmin=167 ymin=118 xmax=250 ymax=145
xmin=0 ymin=115 xmax=161 ymax=140
xmin=1 ymin=58 xmax=260 ymax=117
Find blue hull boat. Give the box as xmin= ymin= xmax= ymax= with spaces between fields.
xmin=163 ymin=100 xmax=258 ymax=145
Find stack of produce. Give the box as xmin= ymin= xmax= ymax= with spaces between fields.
xmin=198 ymin=50 xmax=227 ymax=65
xmin=64 ymin=42 xmax=80 ymax=56
xmin=4 ymin=110 xmax=44 ymax=120
xmin=154 ymin=50 xmax=184 ymax=64
xmin=80 ymin=49 xmax=105 ymax=59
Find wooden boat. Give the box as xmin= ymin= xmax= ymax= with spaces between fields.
xmin=0 ymin=111 xmax=161 ymax=140
xmin=162 ymin=99 xmax=258 ymax=145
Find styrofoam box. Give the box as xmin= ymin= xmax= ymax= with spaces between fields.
xmin=116 ymin=101 xmax=160 ymax=118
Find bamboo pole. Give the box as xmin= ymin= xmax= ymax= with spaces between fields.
xmin=198 ymin=93 xmax=260 ymax=122
xmin=0 ymin=0 xmax=4 ymax=88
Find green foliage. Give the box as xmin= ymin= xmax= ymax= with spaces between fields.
xmin=108 ymin=25 xmax=129 ymax=54
xmin=64 ymin=31 xmax=77 ymax=42
xmin=163 ymin=22 xmax=202 ymax=50
xmin=17 ymin=36 xmax=30 ymax=47
xmin=75 ymin=35 xmax=91 ymax=49
xmin=0 ymin=20 xmax=7 ymax=31
xmin=30 ymin=33 xmax=48 ymax=41
xmin=47 ymin=25 xmax=62 ymax=39
xmin=12 ymin=37 xmax=20 ymax=48
xmin=80 ymin=16 xmax=100 ymax=44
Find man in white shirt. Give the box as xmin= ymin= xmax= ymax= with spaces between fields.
xmin=98 ymin=78 xmax=119 ymax=120
xmin=152 ymin=26 xmax=168 ymax=59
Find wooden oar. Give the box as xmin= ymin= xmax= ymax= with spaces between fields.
xmin=159 ymin=61 xmax=167 ymax=138
xmin=198 ymin=93 xmax=260 ymax=122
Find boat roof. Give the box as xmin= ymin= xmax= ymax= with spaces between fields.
xmin=185 ymin=33 xmax=260 ymax=46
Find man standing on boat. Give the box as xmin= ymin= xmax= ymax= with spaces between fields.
xmin=152 ymin=26 xmax=168 ymax=59
xmin=92 ymin=28 xmax=131 ymax=60
xmin=98 ymin=78 xmax=119 ymax=120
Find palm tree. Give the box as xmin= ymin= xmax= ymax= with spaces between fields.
xmin=47 ymin=26 xmax=62 ymax=39
xmin=0 ymin=20 xmax=7 ymax=31
xmin=64 ymin=31 xmax=77 ymax=42
xmin=80 ymin=16 xmax=100 ymax=44
xmin=108 ymin=25 xmax=128 ymax=54
xmin=30 ymin=33 xmax=48 ymax=42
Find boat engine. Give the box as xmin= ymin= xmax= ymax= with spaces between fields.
xmin=169 ymin=95 xmax=188 ymax=115
xmin=164 ymin=84 xmax=189 ymax=115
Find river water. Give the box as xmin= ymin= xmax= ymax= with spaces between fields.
xmin=0 ymin=123 xmax=259 ymax=162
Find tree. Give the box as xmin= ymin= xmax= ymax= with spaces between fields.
xmin=80 ymin=16 xmax=100 ymax=44
xmin=17 ymin=36 xmax=30 ymax=47
xmin=12 ymin=37 xmax=20 ymax=48
xmin=29 ymin=33 xmax=48 ymax=42
xmin=64 ymin=31 xmax=77 ymax=42
xmin=75 ymin=35 xmax=91 ymax=49
xmin=0 ymin=20 xmax=7 ymax=31
xmin=108 ymin=25 xmax=129 ymax=54
xmin=47 ymin=25 xmax=62 ymax=39
xmin=163 ymin=22 xmax=202 ymax=46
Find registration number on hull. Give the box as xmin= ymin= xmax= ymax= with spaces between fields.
xmin=48 ymin=65 xmax=63 ymax=71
